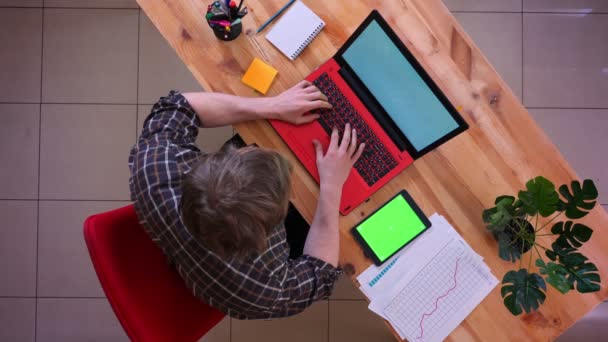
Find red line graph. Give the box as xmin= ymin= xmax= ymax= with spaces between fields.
xmin=415 ymin=258 xmax=461 ymax=340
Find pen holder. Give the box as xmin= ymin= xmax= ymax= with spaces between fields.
xmin=211 ymin=21 xmax=242 ymax=41
xmin=206 ymin=0 xmax=247 ymax=41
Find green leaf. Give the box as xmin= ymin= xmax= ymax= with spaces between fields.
xmin=545 ymin=241 xmax=576 ymax=262
xmin=490 ymin=203 xmax=513 ymax=227
xmin=483 ymin=196 xmax=524 ymax=232
xmin=495 ymin=195 xmax=516 ymax=206
xmin=497 ymin=232 xmax=522 ymax=262
xmin=518 ymin=176 xmax=559 ymax=217
xmin=559 ymin=250 xmax=602 ymax=293
xmin=558 ymin=179 xmax=598 ymax=219
xmin=551 ymin=221 xmax=593 ymax=249
xmin=536 ymin=259 xmax=571 ymax=294
xmin=482 ymin=207 xmax=497 ymax=224
xmin=501 ymin=269 xmax=547 ymax=316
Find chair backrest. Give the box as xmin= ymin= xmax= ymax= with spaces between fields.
xmin=83 ymin=205 xmax=225 ymax=342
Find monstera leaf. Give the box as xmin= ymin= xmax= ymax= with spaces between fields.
xmin=497 ymin=232 xmax=522 ymax=262
xmin=536 ymin=259 xmax=571 ymax=294
xmin=501 ymin=269 xmax=547 ymax=316
xmin=518 ymin=176 xmax=559 ymax=217
xmin=558 ymin=180 xmax=598 ymax=219
xmin=552 ymin=221 xmax=593 ymax=249
xmin=545 ymin=241 xmax=577 ymax=262
xmin=483 ymin=196 xmax=525 ymax=232
xmin=559 ymin=250 xmax=601 ymax=293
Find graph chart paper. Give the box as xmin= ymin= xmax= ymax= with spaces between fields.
xmin=383 ymin=239 xmax=497 ymax=342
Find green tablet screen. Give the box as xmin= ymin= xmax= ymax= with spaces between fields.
xmin=355 ymin=195 xmax=427 ymax=262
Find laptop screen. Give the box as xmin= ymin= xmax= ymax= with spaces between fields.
xmin=342 ymin=20 xmax=460 ymax=153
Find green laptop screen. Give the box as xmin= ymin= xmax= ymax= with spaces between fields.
xmin=355 ymin=195 xmax=426 ymax=262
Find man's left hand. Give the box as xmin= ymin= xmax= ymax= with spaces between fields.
xmin=267 ymin=80 xmax=332 ymax=125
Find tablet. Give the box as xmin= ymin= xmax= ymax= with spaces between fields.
xmin=351 ymin=190 xmax=431 ymax=265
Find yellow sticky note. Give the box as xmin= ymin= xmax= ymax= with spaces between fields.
xmin=241 ymin=58 xmax=278 ymax=95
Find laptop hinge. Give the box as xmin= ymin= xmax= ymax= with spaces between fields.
xmin=338 ymin=68 xmax=409 ymax=152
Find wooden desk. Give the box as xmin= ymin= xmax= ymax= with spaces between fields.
xmin=138 ymin=0 xmax=608 ymax=340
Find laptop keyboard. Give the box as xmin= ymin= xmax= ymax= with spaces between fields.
xmin=312 ymin=73 xmax=398 ymax=186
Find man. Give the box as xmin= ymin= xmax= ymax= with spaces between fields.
xmin=129 ymin=80 xmax=365 ymax=319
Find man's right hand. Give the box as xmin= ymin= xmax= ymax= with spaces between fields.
xmin=267 ymin=80 xmax=332 ymax=125
xmin=313 ymin=124 xmax=365 ymax=191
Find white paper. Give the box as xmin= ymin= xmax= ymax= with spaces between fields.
xmin=382 ymin=239 xmax=498 ymax=342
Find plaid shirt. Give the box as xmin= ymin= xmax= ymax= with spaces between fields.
xmin=128 ymin=91 xmax=340 ymax=319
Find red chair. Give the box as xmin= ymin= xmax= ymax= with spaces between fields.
xmin=84 ymin=205 xmax=225 ymax=342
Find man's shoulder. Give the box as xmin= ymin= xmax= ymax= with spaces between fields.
xmin=133 ymin=194 xmax=190 ymax=257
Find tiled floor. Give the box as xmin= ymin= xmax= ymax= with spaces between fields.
xmin=0 ymin=0 xmax=606 ymax=341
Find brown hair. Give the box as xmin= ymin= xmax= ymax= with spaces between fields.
xmin=181 ymin=144 xmax=293 ymax=260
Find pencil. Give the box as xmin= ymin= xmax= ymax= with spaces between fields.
xmin=256 ymin=0 xmax=296 ymax=34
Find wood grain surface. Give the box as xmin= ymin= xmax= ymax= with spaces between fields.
xmin=137 ymin=0 xmax=608 ymax=340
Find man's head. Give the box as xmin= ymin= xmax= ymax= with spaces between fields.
xmin=181 ymin=145 xmax=293 ymax=260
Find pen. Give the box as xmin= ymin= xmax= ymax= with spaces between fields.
xmin=229 ymin=1 xmax=237 ymax=20
xmin=208 ymin=22 xmax=231 ymax=31
xmin=209 ymin=19 xmax=233 ymax=26
xmin=236 ymin=0 xmax=244 ymax=14
xmin=211 ymin=7 xmax=224 ymax=16
xmin=218 ymin=0 xmax=230 ymax=17
xmin=256 ymin=0 xmax=296 ymax=34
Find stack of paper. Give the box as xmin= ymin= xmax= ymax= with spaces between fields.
xmin=357 ymin=214 xmax=498 ymax=342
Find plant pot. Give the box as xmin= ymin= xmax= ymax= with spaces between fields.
xmin=503 ymin=218 xmax=535 ymax=254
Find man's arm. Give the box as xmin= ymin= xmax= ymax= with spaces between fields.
xmin=260 ymin=128 xmax=364 ymax=317
xmin=183 ymin=80 xmax=331 ymax=127
xmin=129 ymin=92 xmax=202 ymax=259
xmin=305 ymin=124 xmax=365 ymax=266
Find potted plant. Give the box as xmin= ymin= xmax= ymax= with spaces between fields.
xmin=483 ymin=176 xmax=601 ymax=315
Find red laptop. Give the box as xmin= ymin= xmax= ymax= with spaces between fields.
xmin=270 ymin=10 xmax=468 ymax=215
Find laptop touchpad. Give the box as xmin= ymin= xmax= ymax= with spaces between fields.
xmin=287 ymin=122 xmax=330 ymax=165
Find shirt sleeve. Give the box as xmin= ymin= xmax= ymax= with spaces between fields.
xmin=271 ymin=255 xmax=341 ymax=316
xmin=228 ymin=223 xmax=343 ymax=319
xmin=138 ymin=90 xmax=201 ymax=145
xmin=128 ymin=91 xmax=201 ymax=258
xmin=196 ymin=226 xmax=342 ymax=319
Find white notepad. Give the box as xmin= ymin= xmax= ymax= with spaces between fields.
xmin=266 ymin=1 xmax=325 ymax=61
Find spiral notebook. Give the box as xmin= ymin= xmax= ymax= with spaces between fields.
xmin=265 ymin=1 xmax=325 ymax=61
